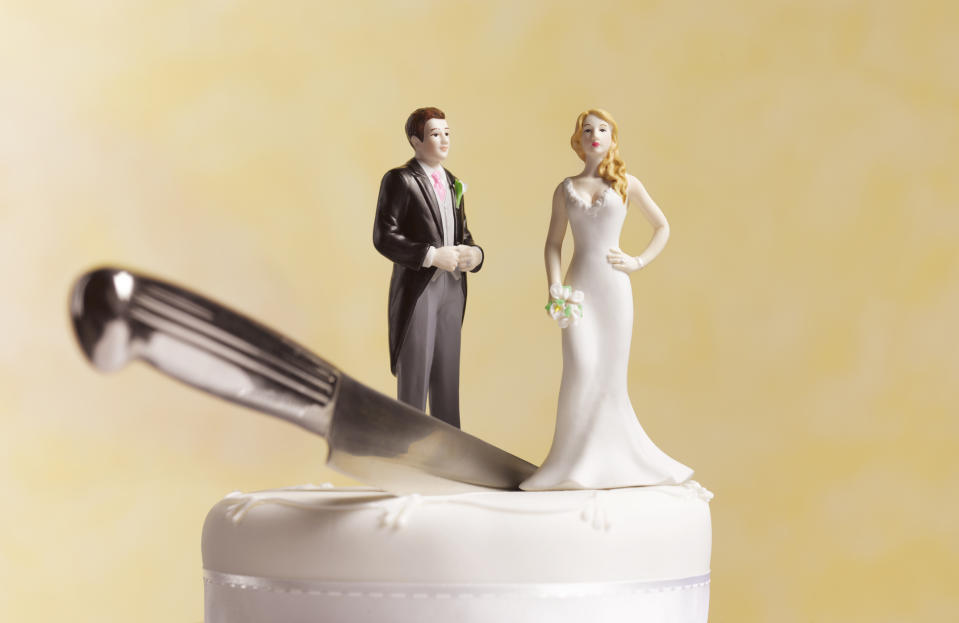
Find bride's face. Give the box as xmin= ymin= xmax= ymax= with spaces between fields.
xmin=580 ymin=114 xmax=613 ymax=157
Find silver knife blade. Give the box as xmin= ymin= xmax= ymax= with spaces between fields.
xmin=69 ymin=267 xmax=536 ymax=494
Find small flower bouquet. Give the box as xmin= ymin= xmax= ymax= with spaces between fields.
xmin=545 ymin=284 xmax=584 ymax=329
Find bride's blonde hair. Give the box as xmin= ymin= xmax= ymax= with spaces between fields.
xmin=570 ymin=109 xmax=628 ymax=202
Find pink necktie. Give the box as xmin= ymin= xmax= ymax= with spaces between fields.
xmin=431 ymin=171 xmax=446 ymax=201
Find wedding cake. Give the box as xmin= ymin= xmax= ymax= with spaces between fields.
xmin=201 ymin=482 xmax=712 ymax=622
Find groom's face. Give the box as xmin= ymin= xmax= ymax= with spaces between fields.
xmin=411 ymin=118 xmax=450 ymax=165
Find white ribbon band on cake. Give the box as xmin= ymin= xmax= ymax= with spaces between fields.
xmin=205 ymin=570 xmax=710 ymax=597
xmin=204 ymin=570 xmax=710 ymax=623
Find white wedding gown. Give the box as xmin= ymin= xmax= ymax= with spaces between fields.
xmin=520 ymin=179 xmax=693 ymax=490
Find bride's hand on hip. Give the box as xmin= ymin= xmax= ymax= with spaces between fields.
xmin=607 ymin=247 xmax=644 ymax=273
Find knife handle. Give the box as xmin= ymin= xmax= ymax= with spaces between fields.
xmin=71 ymin=268 xmax=338 ymax=437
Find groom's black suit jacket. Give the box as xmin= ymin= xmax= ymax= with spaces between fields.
xmin=373 ymin=159 xmax=483 ymax=374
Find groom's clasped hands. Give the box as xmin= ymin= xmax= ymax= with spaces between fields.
xmin=431 ymin=245 xmax=483 ymax=272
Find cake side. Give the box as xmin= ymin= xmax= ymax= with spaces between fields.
xmin=202 ymin=483 xmax=712 ymax=585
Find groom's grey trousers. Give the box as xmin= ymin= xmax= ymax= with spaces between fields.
xmin=395 ymin=270 xmax=463 ymax=429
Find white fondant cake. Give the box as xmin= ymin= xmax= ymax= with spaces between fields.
xmin=202 ymin=483 xmax=712 ymax=622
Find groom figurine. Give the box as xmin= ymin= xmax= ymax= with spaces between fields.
xmin=372 ymin=107 xmax=483 ymax=429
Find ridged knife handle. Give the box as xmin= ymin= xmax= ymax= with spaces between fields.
xmin=70 ymin=267 xmax=338 ymax=436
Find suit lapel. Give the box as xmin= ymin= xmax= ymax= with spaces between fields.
xmin=406 ymin=159 xmax=444 ymax=242
xmin=444 ymin=169 xmax=461 ymax=243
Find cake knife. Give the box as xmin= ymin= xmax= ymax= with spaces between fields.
xmin=70 ymin=267 xmax=535 ymax=495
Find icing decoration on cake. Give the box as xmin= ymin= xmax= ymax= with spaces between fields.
xmin=218 ymin=484 xmax=710 ymax=532
xmin=580 ymin=490 xmax=611 ymax=531
xmin=380 ymin=493 xmax=424 ymax=529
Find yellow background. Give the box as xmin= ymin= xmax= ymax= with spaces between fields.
xmin=2 ymin=1 xmax=956 ymax=621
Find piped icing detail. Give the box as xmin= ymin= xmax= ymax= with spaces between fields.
xmin=224 ymin=484 xmax=380 ymax=523
xmin=219 ymin=484 xmax=709 ymax=531
xmin=380 ymin=494 xmax=424 ymax=530
xmin=579 ymin=491 xmax=611 ymax=532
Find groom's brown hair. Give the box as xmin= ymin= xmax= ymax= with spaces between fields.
xmin=405 ymin=107 xmax=446 ymax=144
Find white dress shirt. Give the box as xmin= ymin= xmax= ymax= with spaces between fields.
xmin=415 ymin=159 xmax=481 ymax=275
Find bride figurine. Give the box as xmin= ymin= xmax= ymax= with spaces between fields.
xmin=520 ymin=109 xmax=694 ymax=491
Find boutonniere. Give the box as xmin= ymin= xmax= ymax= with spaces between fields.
xmin=454 ymin=179 xmax=467 ymax=207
